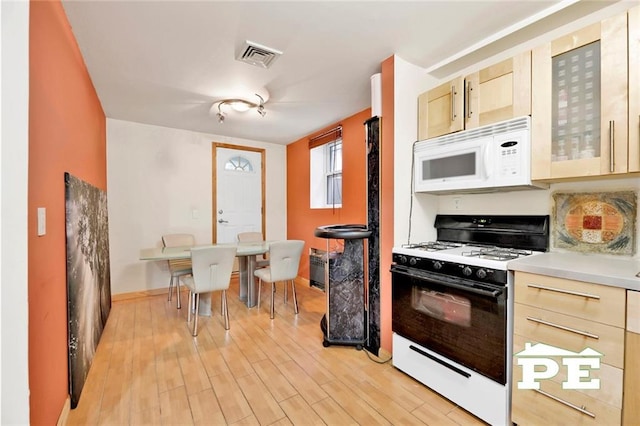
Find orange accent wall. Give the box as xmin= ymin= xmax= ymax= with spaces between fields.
xmin=286 ymin=109 xmax=370 ymax=280
xmin=29 ymin=1 xmax=106 ymax=423
xmin=380 ymin=56 xmax=395 ymax=351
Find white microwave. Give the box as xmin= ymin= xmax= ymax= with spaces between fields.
xmin=413 ymin=116 xmax=548 ymax=194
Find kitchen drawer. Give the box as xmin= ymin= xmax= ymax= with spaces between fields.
xmin=515 ymin=303 xmax=624 ymax=368
xmin=513 ymin=334 xmax=623 ymax=409
xmin=515 ymin=272 xmax=626 ymax=328
xmin=512 ymin=378 xmax=621 ymax=426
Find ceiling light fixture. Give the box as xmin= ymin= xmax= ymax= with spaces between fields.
xmin=216 ymin=93 xmax=266 ymax=123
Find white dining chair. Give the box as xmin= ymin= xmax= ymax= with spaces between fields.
xmin=254 ymin=240 xmax=305 ymax=319
xmin=180 ymin=245 xmax=237 ymax=336
xmin=237 ymin=231 xmax=269 ymax=268
xmin=162 ymin=233 xmax=195 ymax=309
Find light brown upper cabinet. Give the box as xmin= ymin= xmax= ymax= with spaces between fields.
xmin=629 ymin=6 xmax=640 ymax=173
xmin=418 ymin=76 xmax=464 ymax=140
xmin=417 ymin=51 xmax=531 ymax=140
xmin=531 ymin=13 xmax=628 ymax=181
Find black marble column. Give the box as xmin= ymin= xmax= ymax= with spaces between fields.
xmin=365 ymin=116 xmax=381 ymax=356
xmin=326 ymin=239 xmax=366 ymax=343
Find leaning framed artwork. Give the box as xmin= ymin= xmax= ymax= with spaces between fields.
xmin=65 ymin=172 xmax=111 ymax=408
xmin=552 ymin=191 xmax=637 ymax=255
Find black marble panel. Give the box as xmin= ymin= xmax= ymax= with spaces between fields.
xmin=365 ymin=116 xmax=381 ymax=355
xmin=327 ymin=239 xmax=366 ymax=343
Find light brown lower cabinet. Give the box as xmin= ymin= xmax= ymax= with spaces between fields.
xmin=512 ymin=272 xmax=628 ymax=425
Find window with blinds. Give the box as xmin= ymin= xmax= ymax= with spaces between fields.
xmin=309 ymin=126 xmax=342 ymax=209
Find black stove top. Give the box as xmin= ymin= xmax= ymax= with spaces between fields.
xmin=392 ymin=215 xmax=550 ymax=281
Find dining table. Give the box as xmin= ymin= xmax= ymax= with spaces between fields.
xmin=139 ymin=241 xmax=269 ymax=313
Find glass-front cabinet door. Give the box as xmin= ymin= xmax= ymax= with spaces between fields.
xmin=531 ymin=13 xmax=628 ymax=180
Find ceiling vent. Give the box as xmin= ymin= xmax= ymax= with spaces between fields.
xmin=236 ymin=40 xmax=283 ymax=69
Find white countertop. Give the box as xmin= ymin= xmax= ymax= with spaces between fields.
xmin=508 ymin=252 xmax=640 ymax=291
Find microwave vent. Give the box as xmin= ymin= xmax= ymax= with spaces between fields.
xmin=417 ymin=116 xmax=530 ymax=149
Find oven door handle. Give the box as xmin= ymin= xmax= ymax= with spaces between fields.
xmin=409 ymin=345 xmax=471 ymax=378
xmin=391 ymin=266 xmax=504 ymax=299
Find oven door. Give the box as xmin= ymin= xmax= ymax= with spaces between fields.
xmin=391 ymin=265 xmax=507 ymax=384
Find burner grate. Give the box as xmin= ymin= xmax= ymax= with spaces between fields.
xmin=462 ymin=247 xmax=533 ymax=261
xmin=402 ymin=241 xmax=464 ymax=251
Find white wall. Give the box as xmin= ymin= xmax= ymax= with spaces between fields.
xmin=1 ymin=0 xmax=31 ymax=423
xmin=392 ymin=1 xmax=640 ymax=254
xmin=107 ymin=119 xmax=287 ymax=295
xmin=393 ymin=56 xmax=439 ymax=246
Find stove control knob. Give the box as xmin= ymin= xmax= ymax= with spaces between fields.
xmin=476 ymin=268 xmax=487 ymax=279
xmin=433 ymin=261 xmax=443 ymax=270
xmin=409 ymin=257 xmax=417 ymax=266
xmin=463 ymin=266 xmax=473 ymax=276
xmin=398 ymin=255 xmax=407 ymax=264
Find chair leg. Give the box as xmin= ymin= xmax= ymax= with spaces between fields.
xmin=192 ymin=293 xmax=200 ymax=336
xmin=291 ymin=280 xmax=299 ymax=314
xmin=222 ymin=290 xmax=230 ymax=330
xmin=270 ymin=282 xmax=276 ymax=319
xmin=284 ymin=282 xmax=288 ymax=303
xmin=175 ymin=278 xmax=182 ymax=309
xmin=187 ymin=290 xmax=193 ymax=323
xmin=257 ymin=278 xmax=262 ymax=308
xmin=168 ymin=276 xmax=174 ymax=301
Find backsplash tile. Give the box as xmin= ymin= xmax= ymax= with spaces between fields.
xmin=552 ymin=191 xmax=637 ymax=255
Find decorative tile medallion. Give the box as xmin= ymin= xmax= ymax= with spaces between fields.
xmin=552 ymin=191 xmax=636 ymax=255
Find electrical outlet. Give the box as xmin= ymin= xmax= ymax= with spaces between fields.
xmin=454 ymin=198 xmax=462 ymax=210
xmin=37 ymin=207 xmax=46 ymax=236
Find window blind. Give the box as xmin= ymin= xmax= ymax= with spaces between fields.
xmin=308 ymin=126 xmax=342 ymax=149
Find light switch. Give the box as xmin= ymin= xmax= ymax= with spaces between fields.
xmin=192 ymin=209 xmax=199 ymax=219
xmin=37 ymin=207 xmax=46 ymax=236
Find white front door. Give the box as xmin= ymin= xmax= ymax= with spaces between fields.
xmin=213 ymin=144 xmax=265 ymax=244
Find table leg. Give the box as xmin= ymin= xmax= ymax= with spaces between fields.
xmin=238 ymin=256 xmax=248 ymax=303
xmin=246 ymin=256 xmax=257 ymax=308
xmin=237 ymin=255 xmax=258 ymax=308
xmin=197 ymin=293 xmax=212 ymax=316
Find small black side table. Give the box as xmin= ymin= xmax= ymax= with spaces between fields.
xmin=314 ymin=224 xmax=371 ymax=349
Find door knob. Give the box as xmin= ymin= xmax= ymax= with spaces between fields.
xmin=218 ymin=219 xmax=228 ymax=223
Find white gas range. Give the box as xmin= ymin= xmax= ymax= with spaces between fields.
xmin=391 ymin=215 xmax=549 ymax=426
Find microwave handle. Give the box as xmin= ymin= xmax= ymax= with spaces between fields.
xmin=483 ymin=142 xmax=492 ymax=178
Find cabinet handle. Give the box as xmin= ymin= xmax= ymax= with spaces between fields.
xmin=527 ymin=283 xmax=600 ymax=300
xmin=466 ymin=82 xmax=473 ymax=118
xmin=534 ymin=389 xmax=596 ymax=418
xmin=609 ymin=120 xmax=615 ymax=172
xmin=451 ymin=86 xmax=457 ymax=122
xmin=526 ymin=316 xmax=599 ymax=339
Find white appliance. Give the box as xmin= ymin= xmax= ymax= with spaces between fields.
xmin=391 ymin=215 xmax=549 ymax=426
xmin=413 ymin=116 xmax=548 ymax=194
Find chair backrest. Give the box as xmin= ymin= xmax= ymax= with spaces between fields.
xmin=237 ymin=232 xmax=267 ymax=262
xmin=267 ymin=240 xmax=304 ymax=282
xmin=162 ymin=233 xmax=195 ymax=248
xmin=189 ymin=245 xmax=237 ymax=293
xmin=237 ymin=232 xmax=264 ymax=243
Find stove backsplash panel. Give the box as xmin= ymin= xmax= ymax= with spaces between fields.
xmin=552 ymin=191 xmax=637 ymax=255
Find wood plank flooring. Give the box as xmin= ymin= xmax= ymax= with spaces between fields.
xmin=66 ymin=277 xmax=486 ymax=425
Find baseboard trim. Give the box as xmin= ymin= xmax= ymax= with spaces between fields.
xmin=111 ymin=275 xmax=246 ymax=302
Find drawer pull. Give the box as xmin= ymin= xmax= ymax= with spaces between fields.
xmin=527 ymin=283 xmax=600 ymax=300
xmin=526 ymin=316 xmax=599 ymax=339
xmin=534 ymin=388 xmax=596 ymax=418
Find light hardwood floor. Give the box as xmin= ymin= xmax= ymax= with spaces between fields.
xmin=66 ymin=276 xmax=486 ymax=425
